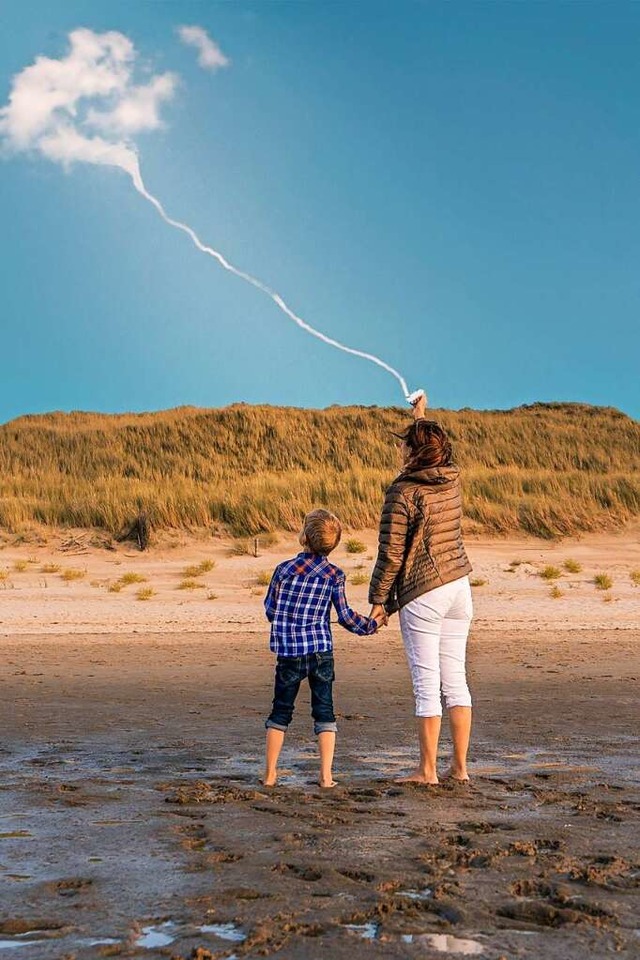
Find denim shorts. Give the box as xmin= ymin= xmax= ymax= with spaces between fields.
xmin=265 ymin=651 xmax=337 ymax=735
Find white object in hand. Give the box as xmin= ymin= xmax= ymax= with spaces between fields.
xmin=407 ymin=389 xmax=426 ymax=406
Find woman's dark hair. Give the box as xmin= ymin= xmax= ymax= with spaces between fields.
xmin=399 ymin=420 xmax=453 ymax=472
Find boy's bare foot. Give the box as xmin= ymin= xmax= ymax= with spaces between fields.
xmin=318 ymin=778 xmax=338 ymax=789
xmin=396 ymin=768 xmax=439 ymax=785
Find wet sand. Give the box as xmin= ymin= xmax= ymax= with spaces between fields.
xmin=0 ymin=627 xmax=638 ymax=959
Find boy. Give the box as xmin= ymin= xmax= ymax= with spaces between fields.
xmin=263 ymin=509 xmax=385 ymax=788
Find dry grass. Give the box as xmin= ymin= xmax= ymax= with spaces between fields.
xmin=345 ymin=538 xmax=367 ymax=554
xmin=539 ymin=565 xmax=562 ymax=581
xmin=136 ymin=587 xmax=155 ymax=601
xmin=108 ymin=581 xmax=123 ymax=593
xmin=350 ymin=572 xmax=369 ymax=586
xmin=594 ymin=573 xmax=613 ymax=590
xmin=563 ymin=558 xmax=582 ymax=573
xmin=229 ymin=540 xmax=251 ymax=556
xmin=550 ymin=585 xmax=564 ymax=599
xmin=630 ymin=570 xmax=640 ymax=586
xmin=1 ymin=402 xmax=638 ymax=539
xmin=0 ymin=569 xmax=9 ymax=582
xmin=12 ymin=560 xmax=28 ymax=572
xmin=177 ymin=578 xmax=204 ymax=590
xmin=118 ymin=572 xmax=147 ymax=585
xmin=40 ymin=563 xmax=60 ymax=574
xmin=470 ymin=577 xmax=487 ymax=587
xmin=206 ymin=591 xmax=218 ymax=601
xmin=182 ymin=560 xmax=215 ymax=577
xmin=61 ymin=568 xmax=85 ymax=582
xmin=255 ymin=570 xmax=272 ymax=587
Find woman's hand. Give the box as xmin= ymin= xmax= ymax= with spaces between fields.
xmin=411 ymin=391 xmax=428 ymax=420
xmin=369 ymin=604 xmax=388 ymax=628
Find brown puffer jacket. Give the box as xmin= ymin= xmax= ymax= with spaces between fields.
xmin=368 ymin=465 xmax=472 ymax=614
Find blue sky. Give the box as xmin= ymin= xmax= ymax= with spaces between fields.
xmin=1 ymin=0 xmax=638 ymax=422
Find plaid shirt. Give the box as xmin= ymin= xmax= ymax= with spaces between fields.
xmin=264 ymin=552 xmax=377 ymax=656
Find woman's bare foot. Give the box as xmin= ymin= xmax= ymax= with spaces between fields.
xmin=261 ymin=774 xmax=277 ymax=787
xmin=396 ymin=768 xmax=439 ymax=785
xmin=443 ymin=766 xmax=470 ymax=783
xmin=318 ymin=778 xmax=337 ymax=789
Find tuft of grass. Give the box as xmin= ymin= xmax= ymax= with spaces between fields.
xmin=563 ymin=558 xmax=582 ymax=573
xmin=136 ymin=587 xmax=155 ymax=601
xmin=602 ymin=592 xmax=614 ymax=603
xmin=40 ymin=563 xmax=60 ymax=574
xmin=350 ymin=572 xmax=369 ymax=586
xmin=593 ymin=573 xmax=613 ymax=591
xmin=630 ymin=569 xmax=640 ymax=586
xmin=182 ymin=560 xmax=215 ymax=577
xmin=206 ymin=591 xmax=218 ymax=601
xmin=61 ymin=568 xmax=85 ymax=581
xmin=345 ymin=538 xmax=367 ymax=554
xmin=255 ymin=570 xmax=272 ymax=587
xmin=177 ymin=578 xmax=204 ymax=590
xmin=229 ymin=540 xmax=250 ymax=556
xmin=257 ymin=532 xmax=279 ymax=547
xmin=550 ymin=585 xmax=564 ymax=599
xmin=539 ymin=565 xmax=562 ymax=581
xmin=12 ymin=560 xmax=28 ymax=572
xmin=119 ymin=572 xmax=147 ymax=585
xmin=0 ymin=569 xmax=9 ymax=582
xmin=108 ymin=581 xmax=123 ymax=593
xmin=470 ymin=577 xmax=487 ymax=587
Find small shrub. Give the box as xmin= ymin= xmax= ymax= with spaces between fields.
xmin=630 ymin=570 xmax=640 ymax=586
xmin=229 ymin=540 xmax=250 ymax=556
xmin=183 ymin=560 xmax=215 ymax=577
xmin=563 ymin=558 xmax=582 ymax=573
xmin=90 ymin=580 xmax=101 ymax=588
xmin=177 ymin=578 xmax=203 ymax=590
xmin=345 ymin=539 xmax=367 ymax=554
xmin=255 ymin=570 xmax=272 ymax=587
xmin=61 ymin=568 xmax=85 ymax=581
xmin=136 ymin=587 xmax=155 ymax=601
xmin=550 ymin=585 xmax=564 ymax=599
xmin=539 ymin=566 xmax=562 ymax=581
xmin=594 ymin=573 xmax=613 ymax=591
xmin=12 ymin=560 xmax=28 ymax=572
xmin=119 ymin=572 xmax=147 ymax=585
xmin=40 ymin=563 xmax=60 ymax=574
xmin=257 ymin=532 xmax=279 ymax=547
xmin=108 ymin=581 xmax=123 ymax=593
xmin=470 ymin=577 xmax=487 ymax=587
xmin=350 ymin=573 xmax=369 ymax=586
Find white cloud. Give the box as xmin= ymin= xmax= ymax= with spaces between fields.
xmin=0 ymin=28 xmax=177 ymax=183
xmin=177 ymin=25 xmax=230 ymax=72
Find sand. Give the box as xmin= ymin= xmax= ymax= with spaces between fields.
xmin=0 ymin=529 xmax=638 ymax=958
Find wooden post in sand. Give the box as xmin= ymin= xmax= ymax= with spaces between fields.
xmin=254 ymin=537 xmax=259 ymax=558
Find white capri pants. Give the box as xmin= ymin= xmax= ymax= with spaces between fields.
xmin=399 ymin=576 xmax=473 ymax=718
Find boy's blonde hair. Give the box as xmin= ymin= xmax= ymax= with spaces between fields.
xmin=301 ymin=509 xmax=342 ymax=555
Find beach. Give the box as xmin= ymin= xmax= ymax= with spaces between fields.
xmin=0 ymin=530 xmax=638 ymax=958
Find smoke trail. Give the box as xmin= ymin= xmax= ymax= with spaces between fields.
xmin=0 ymin=27 xmax=411 ymax=399
xmin=126 ymin=162 xmax=410 ymax=398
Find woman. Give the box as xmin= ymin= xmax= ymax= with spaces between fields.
xmin=369 ymin=393 xmax=473 ymax=784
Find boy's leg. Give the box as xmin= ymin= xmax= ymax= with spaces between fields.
xmin=264 ymin=657 xmax=303 ymax=785
xmin=308 ymin=653 xmax=338 ymax=787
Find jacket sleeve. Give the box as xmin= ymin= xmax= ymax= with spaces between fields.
xmin=368 ymin=485 xmax=409 ymax=610
xmin=331 ymin=572 xmax=378 ymax=635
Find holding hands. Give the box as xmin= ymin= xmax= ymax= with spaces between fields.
xmin=370 ymin=604 xmax=389 ymax=630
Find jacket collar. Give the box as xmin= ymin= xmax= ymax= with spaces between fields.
xmin=397 ymin=465 xmax=460 ymax=486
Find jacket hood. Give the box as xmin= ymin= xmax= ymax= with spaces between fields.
xmin=397 ymin=465 xmax=460 ymax=486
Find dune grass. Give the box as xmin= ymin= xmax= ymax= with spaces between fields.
xmin=136 ymin=587 xmax=155 ymax=601
xmin=1 ymin=402 xmax=638 ymax=540
xmin=177 ymin=578 xmax=204 ymax=590
xmin=470 ymin=577 xmax=487 ymax=587
xmin=61 ymin=568 xmax=85 ymax=582
xmin=255 ymin=570 xmax=272 ymax=587
xmin=118 ymin=572 xmax=147 ymax=586
xmin=345 ymin=538 xmax=367 ymax=554
xmin=550 ymin=585 xmax=564 ymax=599
xmin=350 ymin=572 xmax=369 ymax=586
xmin=539 ymin=565 xmax=562 ymax=581
xmin=40 ymin=563 xmax=60 ymax=574
xmin=563 ymin=558 xmax=582 ymax=573
xmin=593 ymin=573 xmax=613 ymax=591
xmin=12 ymin=560 xmax=28 ymax=572
xmin=630 ymin=570 xmax=640 ymax=586
xmin=182 ymin=560 xmax=215 ymax=577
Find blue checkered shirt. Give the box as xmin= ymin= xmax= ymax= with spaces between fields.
xmin=264 ymin=552 xmax=377 ymax=656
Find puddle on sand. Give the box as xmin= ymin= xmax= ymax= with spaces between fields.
xmin=344 ymin=923 xmax=380 ymax=940
xmin=200 ymin=923 xmax=246 ymax=942
xmin=0 ymin=944 xmax=45 ymax=952
xmin=136 ymin=922 xmax=177 ymax=948
xmin=401 ymin=933 xmax=484 ymax=955
xmin=397 ymin=887 xmax=432 ymax=901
